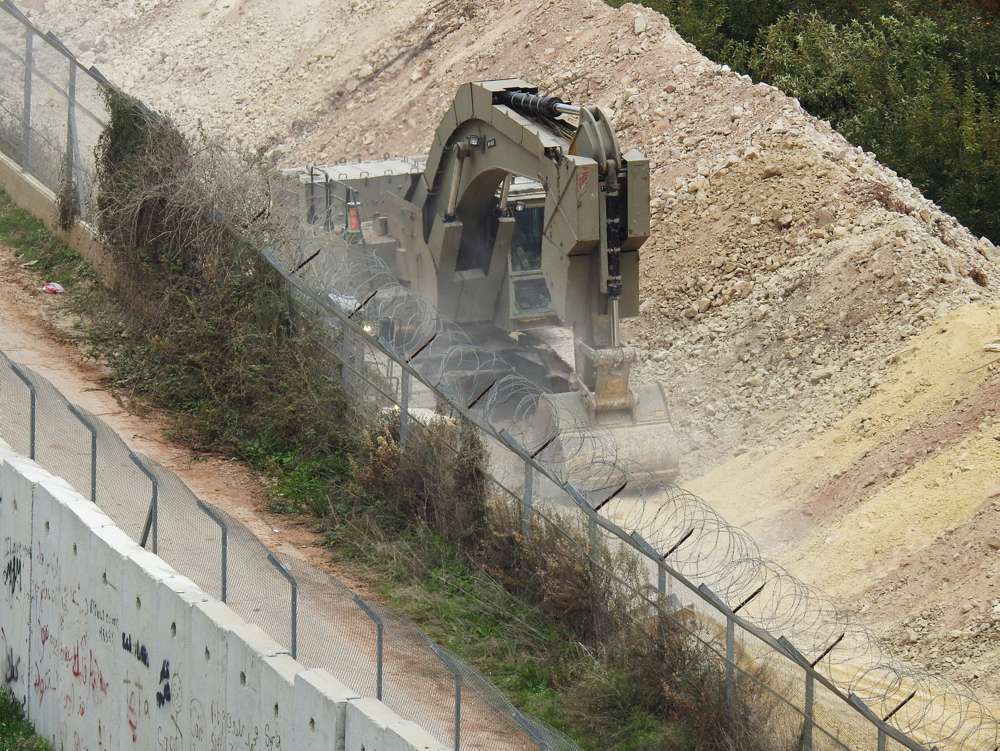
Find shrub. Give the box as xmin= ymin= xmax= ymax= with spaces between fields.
xmin=345 ymin=420 xmax=789 ymax=749
xmin=86 ymin=90 xmax=356 ymax=462
xmin=0 ymin=688 xmax=51 ymax=751
xmin=619 ymin=0 xmax=1000 ymax=242
xmin=351 ymin=415 xmax=489 ymax=550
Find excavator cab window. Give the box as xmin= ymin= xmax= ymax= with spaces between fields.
xmin=508 ymin=199 xmax=554 ymax=320
xmin=511 ymin=202 xmax=544 ymax=271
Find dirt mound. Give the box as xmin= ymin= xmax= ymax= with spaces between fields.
xmin=632 ymin=128 xmax=997 ymax=472
xmin=18 ymin=0 xmax=1000 ymax=715
xmin=22 ymin=0 xmax=996 ymax=465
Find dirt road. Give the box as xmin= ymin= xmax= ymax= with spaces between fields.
xmin=0 ymin=242 xmax=533 ymax=750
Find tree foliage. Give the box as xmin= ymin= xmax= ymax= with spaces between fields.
xmin=618 ymin=0 xmax=1000 ymax=242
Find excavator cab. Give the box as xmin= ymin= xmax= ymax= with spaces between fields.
xmin=505 ymin=179 xmax=558 ymax=327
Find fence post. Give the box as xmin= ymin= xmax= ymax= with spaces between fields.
xmin=802 ymin=671 xmax=814 ymax=751
xmin=454 ymin=671 xmax=462 ymax=751
xmin=65 ymin=54 xmax=74 ymax=174
xmin=67 ymin=404 xmax=96 ymax=503
xmin=696 ymin=584 xmax=737 ymax=717
xmin=657 ymin=560 xmax=667 ymax=626
xmin=521 ymin=461 xmax=533 ymax=538
xmin=399 ymin=368 xmax=411 ymax=446
xmin=267 ymin=554 xmax=298 ymax=659
xmin=352 ymin=595 xmax=384 ymax=700
xmin=196 ymin=501 xmax=228 ymax=603
xmin=9 ymin=361 xmax=36 ymax=460
xmin=586 ymin=511 xmax=599 ymax=580
xmin=776 ymin=637 xmax=819 ymax=751
xmin=21 ymin=26 xmax=33 ymax=171
xmin=130 ymin=452 xmax=158 ymax=554
xmin=430 ymin=645 xmax=463 ymax=751
xmin=65 ymin=59 xmax=86 ymax=214
xmin=725 ymin=614 xmax=736 ymax=715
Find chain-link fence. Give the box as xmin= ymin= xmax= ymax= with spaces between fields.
xmin=0 ymin=2 xmax=104 ymax=221
xmin=2 ymin=1 xmax=999 ymax=749
xmin=0 ymin=351 xmax=579 ymax=751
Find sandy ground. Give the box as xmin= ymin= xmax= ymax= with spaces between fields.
xmin=689 ymin=302 xmax=1000 ymax=698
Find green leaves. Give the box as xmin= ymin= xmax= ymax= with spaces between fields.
xmin=626 ymin=0 xmax=1000 ymax=242
xmin=0 ymin=688 xmax=52 ymax=751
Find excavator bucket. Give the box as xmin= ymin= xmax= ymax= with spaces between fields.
xmin=537 ymin=382 xmax=681 ymax=489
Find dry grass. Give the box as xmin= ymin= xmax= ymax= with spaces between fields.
xmin=346 ymin=417 xmax=801 ymax=750
xmin=84 ymin=89 xmax=356 ymax=461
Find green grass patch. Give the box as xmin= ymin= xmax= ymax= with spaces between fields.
xmin=242 ymin=436 xmax=352 ymax=516
xmin=328 ymin=521 xmax=692 ymax=751
xmin=0 ymin=688 xmax=51 ymax=751
xmin=0 ymin=188 xmax=94 ymax=285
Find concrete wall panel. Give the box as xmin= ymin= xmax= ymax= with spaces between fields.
xmin=224 ymin=622 xmax=288 ymax=751
xmin=26 ymin=478 xmax=70 ymax=748
xmin=53 ymin=483 xmax=117 ymax=751
xmin=385 ymin=720 xmax=450 ymax=751
xmin=0 ymin=455 xmax=40 ymax=712
xmin=292 ymin=669 xmax=359 ymax=751
xmin=346 ymin=697 xmax=403 ymax=751
xmin=119 ymin=546 xmax=183 ymax=750
xmin=154 ymin=577 xmax=208 ymax=751
xmin=260 ymin=652 xmax=300 ymax=751
xmin=93 ymin=519 xmax=146 ymax=750
xmin=0 ymin=443 xmax=444 ymax=751
xmin=190 ymin=600 xmax=241 ymax=751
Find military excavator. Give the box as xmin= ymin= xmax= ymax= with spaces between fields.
xmin=285 ymin=79 xmax=679 ymax=482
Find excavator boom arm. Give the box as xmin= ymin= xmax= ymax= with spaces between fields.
xmin=405 ymin=80 xmax=649 ymax=357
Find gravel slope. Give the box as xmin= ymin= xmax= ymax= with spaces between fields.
xmin=17 ymin=0 xmax=1000 ymax=713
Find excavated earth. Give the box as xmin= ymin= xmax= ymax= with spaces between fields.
xmin=17 ymin=0 xmax=1000 ymax=713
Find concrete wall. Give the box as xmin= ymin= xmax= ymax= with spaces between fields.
xmin=0 ymin=439 xmax=449 ymax=751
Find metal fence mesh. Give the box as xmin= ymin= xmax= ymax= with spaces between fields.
xmin=0 ymin=351 xmax=578 ymax=751
xmin=2 ymin=2 xmax=999 ymax=749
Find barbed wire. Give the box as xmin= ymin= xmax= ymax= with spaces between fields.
xmin=1 ymin=0 xmax=997 ymax=743
xmin=268 ymin=176 xmax=1000 ymax=750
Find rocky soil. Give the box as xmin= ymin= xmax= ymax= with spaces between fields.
xmin=14 ymin=0 xmax=1000 ymax=717
xmin=20 ymin=0 xmax=997 ymax=470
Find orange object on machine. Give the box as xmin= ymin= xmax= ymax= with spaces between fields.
xmin=347 ymin=201 xmax=362 ymax=231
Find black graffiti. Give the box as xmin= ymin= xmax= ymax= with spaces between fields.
xmin=121 ymin=633 xmax=150 ymax=667
xmin=155 ymin=659 xmax=172 ymax=708
xmin=3 ymin=556 xmax=22 ymax=596
xmin=3 ymin=647 xmax=19 ymax=685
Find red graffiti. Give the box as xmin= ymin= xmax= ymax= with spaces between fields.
xmin=40 ymin=625 xmax=49 ymax=648
xmin=89 ymin=651 xmax=109 ymax=696
xmin=69 ymin=645 xmax=82 ymax=679
xmin=32 ymin=664 xmax=52 ymax=702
